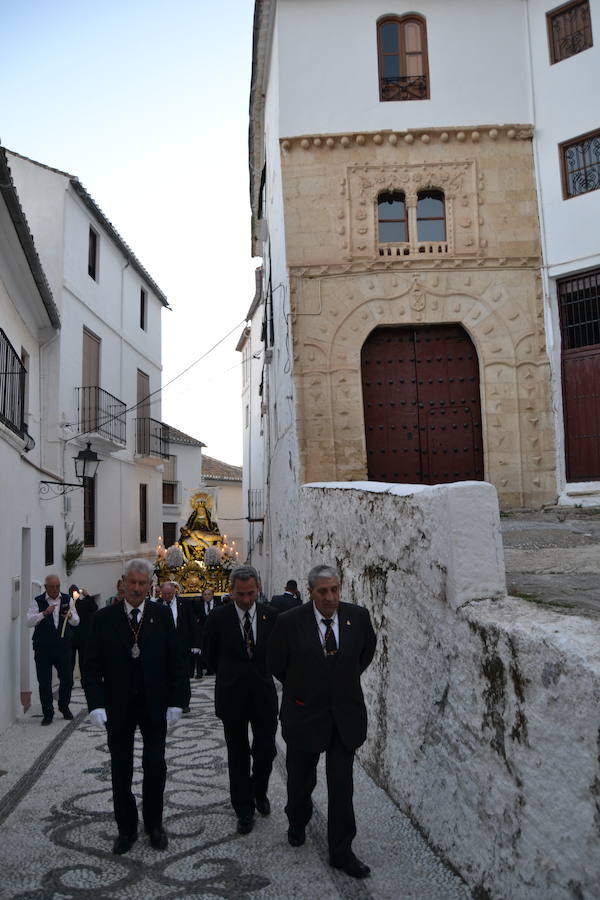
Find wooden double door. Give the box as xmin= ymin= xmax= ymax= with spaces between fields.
xmin=361 ymin=324 xmax=484 ymax=484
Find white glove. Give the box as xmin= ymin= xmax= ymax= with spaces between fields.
xmin=191 ymin=647 xmax=201 ymax=654
xmin=88 ymin=708 xmax=107 ymax=727
xmin=166 ymin=707 xmax=182 ymax=728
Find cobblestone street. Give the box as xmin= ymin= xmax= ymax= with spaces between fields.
xmin=0 ymin=680 xmax=468 ymax=900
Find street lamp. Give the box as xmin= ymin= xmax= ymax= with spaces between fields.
xmin=40 ymin=442 xmax=102 ymax=497
xmin=74 ymin=442 xmax=101 ymax=480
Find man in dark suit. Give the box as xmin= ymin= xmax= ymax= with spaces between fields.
xmin=190 ymin=587 xmax=221 ymax=677
xmin=157 ymin=581 xmax=193 ymax=711
xmin=83 ymin=558 xmax=186 ymax=855
xmin=267 ymin=564 xmax=377 ymax=879
xmin=271 ymin=579 xmax=302 ymax=614
xmin=204 ymin=565 xmax=278 ymax=835
xmin=26 ymin=574 xmax=80 ymax=724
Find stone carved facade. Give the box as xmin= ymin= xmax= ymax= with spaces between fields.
xmin=281 ymin=126 xmax=555 ymax=507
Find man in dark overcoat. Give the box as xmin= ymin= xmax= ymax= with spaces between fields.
xmin=204 ymin=565 xmax=278 ymax=835
xmin=157 ymin=580 xmax=193 ymax=711
xmin=270 ymin=579 xmax=302 ymax=614
xmin=83 ymin=558 xmax=186 ymax=854
xmin=267 ymin=564 xmax=376 ymax=879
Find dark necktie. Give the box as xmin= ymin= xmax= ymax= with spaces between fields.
xmin=322 ymin=618 xmax=337 ymax=656
xmin=131 ymin=608 xmax=139 ymax=626
xmin=244 ymin=611 xmax=255 ymax=659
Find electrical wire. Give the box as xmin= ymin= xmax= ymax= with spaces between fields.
xmin=66 ymin=317 xmax=247 ymax=441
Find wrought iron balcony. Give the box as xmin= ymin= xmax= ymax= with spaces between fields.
xmin=135 ymin=417 xmax=170 ymax=459
xmin=77 ymin=386 xmax=126 ymax=447
xmin=162 ymin=480 xmax=181 ymax=505
xmin=381 ymin=74 xmax=428 ymax=102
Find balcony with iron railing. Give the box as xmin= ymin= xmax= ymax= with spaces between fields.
xmin=380 ymin=74 xmax=428 ymax=102
xmin=162 ymin=480 xmax=181 ymax=506
xmin=77 ymin=386 xmax=126 ymax=450
xmin=135 ymin=417 xmax=170 ymax=460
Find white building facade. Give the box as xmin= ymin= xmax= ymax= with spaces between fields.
xmin=244 ymin=0 xmax=600 ymax=592
xmin=0 ymin=149 xmax=61 ymax=731
xmin=7 ymin=150 xmax=170 ymax=604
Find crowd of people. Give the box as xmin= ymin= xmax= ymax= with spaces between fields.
xmin=26 ymin=562 xmax=376 ymax=879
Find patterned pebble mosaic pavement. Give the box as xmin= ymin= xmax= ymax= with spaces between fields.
xmin=0 ymin=680 xmax=469 ymax=899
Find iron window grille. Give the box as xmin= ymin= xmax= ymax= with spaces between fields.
xmin=557 ymin=269 xmax=600 ymax=350
xmin=547 ymin=0 xmax=593 ymax=64
xmin=0 ymin=328 xmax=26 ymax=437
xmin=561 ymin=129 xmax=600 ymax=198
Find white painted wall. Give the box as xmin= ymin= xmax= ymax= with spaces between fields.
xmin=8 ymin=153 xmax=166 ymax=603
xmin=525 ymin=0 xmax=600 ymax=499
xmin=298 ymin=482 xmax=600 ymax=899
xmin=276 ymin=0 xmax=531 ymax=138
xmin=0 ymin=187 xmax=62 ymax=733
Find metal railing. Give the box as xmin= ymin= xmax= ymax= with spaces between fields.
xmin=247 ymin=488 xmax=264 ymax=522
xmin=381 ymin=74 xmax=428 ymax=102
xmin=0 ymin=328 xmax=26 ymax=437
xmin=162 ymin=480 xmax=181 ymax=505
xmin=77 ymin=386 xmax=126 ymax=445
xmin=135 ymin=417 xmax=170 ymax=459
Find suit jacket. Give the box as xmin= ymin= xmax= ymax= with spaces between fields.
xmin=32 ymin=592 xmax=76 ymax=650
xmin=72 ymin=594 xmax=98 ymax=648
xmin=204 ymin=601 xmax=278 ymax=722
xmin=83 ymin=601 xmax=187 ymax=727
xmin=270 ymin=591 xmax=302 ymax=614
xmin=267 ymin=600 xmax=376 ymax=753
xmin=156 ymin=596 xmax=193 ymax=656
xmin=190 ymin=596 xmax=223 ymax=646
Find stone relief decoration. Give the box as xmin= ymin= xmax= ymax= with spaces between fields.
xmin=346 ymin=161 xmax=479 ymax=262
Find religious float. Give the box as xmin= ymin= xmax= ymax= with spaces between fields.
xmin=154 ymin=491 xmax=239 ymax=598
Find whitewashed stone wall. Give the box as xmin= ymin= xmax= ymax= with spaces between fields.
xmin=298 ymin=482 xmax=600 ymax=899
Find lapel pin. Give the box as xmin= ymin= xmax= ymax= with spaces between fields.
xmin=346 ymin=620 xmax=351 ymax=625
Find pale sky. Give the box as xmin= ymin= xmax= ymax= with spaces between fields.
xmin=2 ymin=0 xmax=257 ymax=466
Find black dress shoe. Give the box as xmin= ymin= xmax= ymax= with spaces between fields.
xmin=112 ymin=832 xmax=138 ymax=855
xmin=41 ymin=715 xmax=53 ymax=726
xmin=255 ymin=796 xmax=271 ymax=816
xmin=330 ymin=853 xmax=370 ymax=879
xmin=287 ymin=826 xmax=306 ymax=846
xmin=237 ymin=815 xmax=254 ymax=835
xmin=59 ymin=706 xmax=74 ymax=720
xmin=148 ymin=827 xmax=168 ymax=850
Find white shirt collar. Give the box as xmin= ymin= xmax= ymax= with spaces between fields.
xmin=312 ymin=602 xmax=338 ymax=625
xmin=235 ymin=601 xmax=256 ymax=621
xmin=124 ymin=599 xmax=145 ymax=617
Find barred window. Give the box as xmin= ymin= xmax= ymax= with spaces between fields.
xmin=0 ymin=328 xmax=26 ymax=436
xmin=558 ymin=269 xmax=600 ymax=350
xmin=561 ymin=129 xmax=600 ymax=198
xmin=547 ymin=1 xmax=593 ymax=64
xmin=378 ymin=192 xmax=407 ymax=243
xmin=377 ymin=14 xmax=429 ymax=101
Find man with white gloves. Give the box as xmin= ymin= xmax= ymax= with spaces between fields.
xmin=83 ymin=558 xmax=186 ymax=855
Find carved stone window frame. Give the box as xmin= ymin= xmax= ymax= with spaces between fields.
xmin=347 ymin=162 xmax=480 ymax=261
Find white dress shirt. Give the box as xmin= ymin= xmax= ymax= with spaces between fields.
xmin=26 ymin=594 xmax=80 ymax=629
xmin=164 ymin=597 xmax=178 ymax=625
xmin=124 ymin=599 xmax=146 ymax=621
xmin=312 ymin=603 xmax=339 ymax=648
xmin=234 ymin=602 xmax=257 ymax=642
